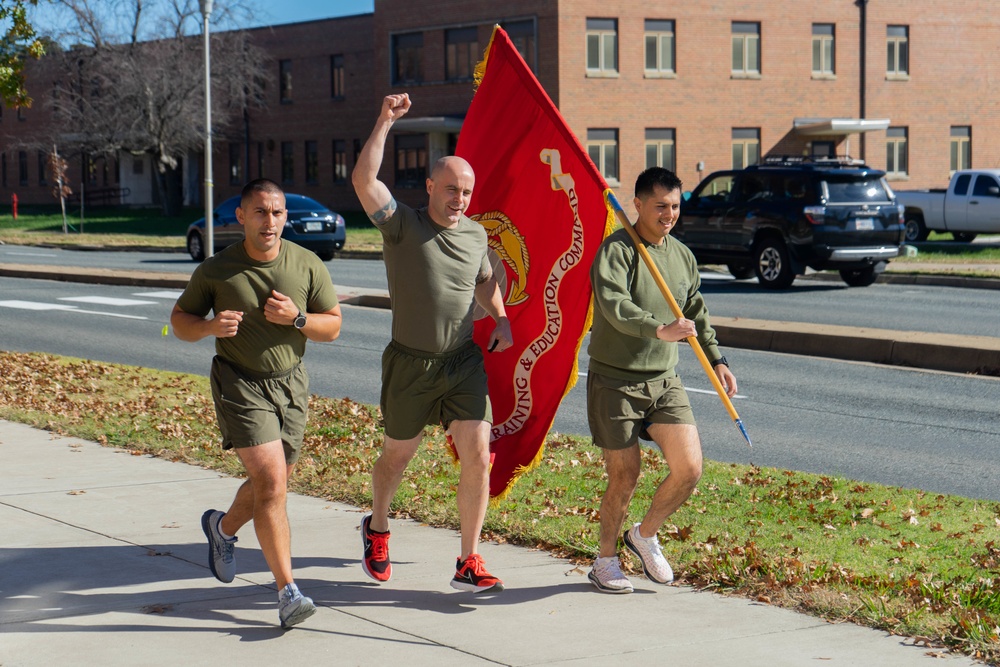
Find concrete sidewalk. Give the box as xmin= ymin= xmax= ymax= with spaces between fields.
xmin=0 ymin=420 xmax=979 ymax=667
xmin=2 ymin=262 xmax=999 ymax=375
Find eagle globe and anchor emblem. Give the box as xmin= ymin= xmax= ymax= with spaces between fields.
xmin=471 ymin=210 xmax=530 ymax=319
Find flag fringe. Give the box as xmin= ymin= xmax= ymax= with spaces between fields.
xmin=472 ymin=24 xmax=500 ymax=93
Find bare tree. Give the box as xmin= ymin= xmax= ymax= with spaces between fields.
xmin=37 ymin=0 xmax=268 ymax=215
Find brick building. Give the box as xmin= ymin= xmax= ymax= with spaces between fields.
xmin=3 ymin=0 xmax=998 ymax=211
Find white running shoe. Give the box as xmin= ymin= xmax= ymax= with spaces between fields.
xmin=623 ymin=523 xmax=674 ymax=584
xmin=588 ymin=556 xmax=634 ymax=594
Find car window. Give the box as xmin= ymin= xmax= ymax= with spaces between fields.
xmin=972 ymin=175 xmax=1000 ymax=197
xmin=953 ymin=173 xmax=972 ymax=196
xmin=215 ymin=196 xmax=240 ymax=219
xmin=287 ymin=195 xmax=329 ymax=212
xmin=736 ymin=173 xmax=773 ymax=203
xmin=822 ymin=176 xmax=892 ymax=203
xmin=692 ymin=174 xmax=735 ymax=204
xmin=782 ymin=174 xmax=810 ymax=201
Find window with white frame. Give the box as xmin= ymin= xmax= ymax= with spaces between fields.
xmin=951 ymin=126 xmax=971 ymax=172
xmin=587 ymin=128 xmax=619 ymax=183
xmin=586 ymin=18 xmax=618 ymax=75
xmin=731 ymin=128 xmax=760 ymax=169
xmin=645 ymin=129 xmax=675 ymax=171
xmin=731 ymin=22 xmax=760 ymax=76
xmin=887 ymin=25 xmax=908 ymax=77
xmin=812 ymin=24 xmax=834 ymax=76
xmin=885 ymin=127 xmax=908 ymax=176
xmin=644 ymin=19 xmax=675 ymax=75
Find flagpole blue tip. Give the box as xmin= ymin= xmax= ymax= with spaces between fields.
xmin=735 ymin=419 xmax=752 ymax=449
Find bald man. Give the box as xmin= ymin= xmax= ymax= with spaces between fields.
xmin=352 ymin=93 xmax=513 ymax=593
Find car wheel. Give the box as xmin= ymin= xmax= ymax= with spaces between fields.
xmin=727 ymin=263 xmax=755 ymax=280
xmin=753 ymin=237 xmax=795 ymax=289
xmin=316 ymin=251 xmax=335 ymax=261
xmin=839 ymin=267 xmax=878 ymax=287
xmin=187 ymin=232 xmax=205 ymax=261
xmin=903 ymin=216 xmax=929 ymax=243
xmin=952 ymin=232 xmax=978 ymax=243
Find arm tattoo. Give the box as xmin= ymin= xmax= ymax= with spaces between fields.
xmin=368 ymin=198 xmax=397 ymax=225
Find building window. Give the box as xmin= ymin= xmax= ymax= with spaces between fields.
xmin=644 ymin=19 xmax=675 ymax=76
xmin=257 ymin=142 xmax=265 ymax=181
xmin=887 ymin=26 xmax=908 ymax=77
xmin=38 ymin=151 xmax=48 ymax=186
xmin=305 ymin=141 xmax=319 ymax=185
xmin=586 ymin=128 xmax=619 ymax=184
xmin=1 ymin=153 xmax=6 ymax=187
xmin=446 ymin=27 xmax=479 ymax=82
xmin=228 ymin=143 xmax=243 ymax=185
xmin=85 ymin=154 xmax=98 ymax=185
xmin=133 ymin=157 xmax=144 ymax=175
xmin=279 ymin=59 xmax=292 ymax=103
xmin=18 ymin=151 xmax=27 ymax=185
xmin=812 ymin=24 xmax=835 ymax=76
xmin=731 ymin=22 xmax=760 ymax=76
xmin=885 ymin=127 xmax=908 ymax=176
xmin=951 ymin=126 xmax=971 ymax=172
xmin=394 ymin=134 xmax=427 ymax=188
xmin=732 ymin=128 xmax=760 ymax=169
xmin=353 ymin=138 xmax=361 ymax=165
xmin=586 ymin=18 xmax=618 ymax=75
xmin=281 ymin=141 xmax=294 ymax=184
xmin=504 ymin=19 xmax=536 ymax=71
xmin=333 ymin=140 xmax=348 ymax=184
xmin=393 ymin=32 xmax=424 ymax=85
xmin=645 ymin=129 xmax=675 ymax=171
xmin=330 ymin=54 xmax=345 ymax=99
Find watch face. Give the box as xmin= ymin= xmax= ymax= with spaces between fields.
xmin=294 ymin=314 xmax=306 ymax=329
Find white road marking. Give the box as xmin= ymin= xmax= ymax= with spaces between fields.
xmin=0 ymin=300 xmax=79 ymax=311
xmin=577 ymin=371 xmax=745 ymax=399
xmin=0 ymin=299 xmax=148 ymax=320
xmin=59 ymin=296 xmax=158 ymax=306
xmin=3 ymin=251 xmax=59 ymax=257
xmin=133 ymin=290 xmax=185 ymax=299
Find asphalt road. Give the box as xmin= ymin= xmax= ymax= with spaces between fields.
xmin=3 ymin=244 xmax=999 ymax=337
xmin=2 ymin=277 xmax=997 ymax=501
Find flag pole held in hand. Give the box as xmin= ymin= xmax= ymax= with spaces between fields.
xmin=606 ymin=191 xmax=752 ymax=450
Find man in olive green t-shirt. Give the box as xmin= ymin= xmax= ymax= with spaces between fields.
xmin=171 ymin=178 xmax=342 ymax=627
xmin=586 ymin=167 xmax=738 ymax=594
xmin=352 ymin=93 xmax=513 ymax=593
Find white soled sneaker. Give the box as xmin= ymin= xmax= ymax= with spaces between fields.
xmin=588 ymin=556 xmax=634 ymax=594
xmin=623 ymin=523 xmax=674 ymax=584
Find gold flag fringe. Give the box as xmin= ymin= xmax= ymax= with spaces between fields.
xmin=472 ymin=24 xmax=500 ymax=93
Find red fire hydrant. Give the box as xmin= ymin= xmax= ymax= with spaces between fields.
xmin=11 ymin=193 xmax=17 ymax=220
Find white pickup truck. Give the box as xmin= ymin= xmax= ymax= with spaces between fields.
xmin=895 ymin=169 xmax=1000 ymax=242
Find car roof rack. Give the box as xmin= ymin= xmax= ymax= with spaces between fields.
xmin=758 ymin=154 xmax=868 ymax=168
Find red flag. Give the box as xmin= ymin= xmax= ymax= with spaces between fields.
xmin=456 ymin=25 xmax=614 ymax=499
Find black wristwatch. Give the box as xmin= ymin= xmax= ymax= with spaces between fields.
xmin=293 ymin=311 xmax=307 ymax=330
xmin=711 ymin=356 xmax=729 ymax=368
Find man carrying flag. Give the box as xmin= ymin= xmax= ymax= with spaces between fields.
xmin=352 ymin=92 xmax=513 ymax=593
xmin=587 ymin=167 xmax=738 ymax=594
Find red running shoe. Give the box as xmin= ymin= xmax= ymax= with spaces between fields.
xmin=450 ymin=553 xmax=504 ymax=593
xmin=361 ymin=514 xmax=391 ymax=582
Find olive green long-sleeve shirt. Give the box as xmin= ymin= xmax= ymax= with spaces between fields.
xmin=587 ymin=229 xmax=722 ymax=381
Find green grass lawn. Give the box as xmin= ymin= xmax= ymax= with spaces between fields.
xmin=1 ymin=350 xmax=998 ymax=663
xmin=0 ymin=205 xmax=382 ymax=252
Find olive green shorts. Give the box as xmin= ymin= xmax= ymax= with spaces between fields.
xmin=586 ymin=370 xmax=695 ymax=450
xmin=210 ymin=356 xmax=309 ymax=464
xmin=380 ymin=340 xmax=492 ymax=440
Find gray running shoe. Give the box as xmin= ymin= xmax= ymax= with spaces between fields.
xmin=623 ymin=523 xmax=674 ymax=584
xmin=201 ymin=509 xmax=236 ymax=583
xmin=588 ymin=556 xmax=633 ymax=594
xmin=278 ymin=584 xmax=316 ymax=629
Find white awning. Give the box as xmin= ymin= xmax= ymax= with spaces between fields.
xmin=793 ymin=118 xmax=891 ymax=137
xmin=391 ymin=116 xmax=465 ymax=133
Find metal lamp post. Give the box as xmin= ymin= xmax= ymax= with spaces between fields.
xmin=200 ymin=0 xmax=214 ymax=258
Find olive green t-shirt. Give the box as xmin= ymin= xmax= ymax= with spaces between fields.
xmin=176 ymin=240 xmax=339 ymax=373
xmin=588 ymin=229 xmax=721 ymax=381
xmin=379 ymin=203 xmax=491 ymax=354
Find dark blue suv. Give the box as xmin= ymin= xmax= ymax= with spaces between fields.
xmin=675 ymin=157 xmax=905 ymax=288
